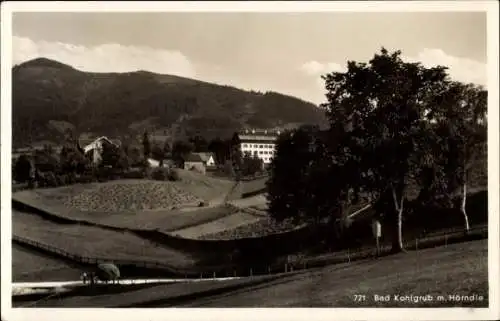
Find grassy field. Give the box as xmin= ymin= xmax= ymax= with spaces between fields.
xmin=12 ymin=244 xmax=83 ymax=282
xmin=180 ymin=239 xmax=488 ymax=307
xmin=240 ymin=177 xmax=268 ymax=196
xmin=175 ymin=169 xmax=236 ymax=202
xmin=172 ymin=211 xmax=263 ymax=239
xmin=13 ymin=240 xmax=487 ymax=307
xmin=229 ymin=194 xmax=268 ymax=210
xmin=13 ymin=189 xmax=245 ymax=232
xmin=12 ymin=210 xmax=196 ymax=268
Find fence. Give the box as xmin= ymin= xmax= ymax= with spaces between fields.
xmin=13 ymin=224 xmax=487 ymax=281
xmin=238 ymin=174 xmax=269 ymax=182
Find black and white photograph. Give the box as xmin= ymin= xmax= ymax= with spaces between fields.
xmin=1 ymin=1 xmax=499 ymax=320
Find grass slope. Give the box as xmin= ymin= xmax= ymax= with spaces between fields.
xmin=13 ymin=210 xmax=196 ymax=268
xmin=180 ymin=240 xmax=488 ymax=307
xmin=12 ymin=174 xmax=238 ymax=231
xmin=12 ymin=244 xmax=83 ymax=282
xmin=14 ymin=240 xmax=487 ymax=308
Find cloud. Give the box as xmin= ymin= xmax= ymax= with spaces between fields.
xmin=300 ymin=60 xmax=346 ymax=77
xmin=301 ymin=48 xmax=487 ymax=89
xmin=12 ymin=36 xmax=196 ymax=78
xmin=404 ymin=48 xmax=486 ymax=87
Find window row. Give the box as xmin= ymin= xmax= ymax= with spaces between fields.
xmin=244 ymin=150 xmax=274 ymax=156
xmin=242 ymin=143 xmax=275 ymax=149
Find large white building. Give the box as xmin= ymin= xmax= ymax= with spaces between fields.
xmin=238 ymin=129 xmax=281 ymax=164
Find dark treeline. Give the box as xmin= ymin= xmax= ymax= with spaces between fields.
xmin=13 ymin=129 xmax=266 ymax=188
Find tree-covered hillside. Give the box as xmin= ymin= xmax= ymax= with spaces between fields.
xmin=12 ymin=58 xmax=327 ymax=147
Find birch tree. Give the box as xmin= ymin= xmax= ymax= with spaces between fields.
xmin=428 ymin=81 xmax=487 ymax=231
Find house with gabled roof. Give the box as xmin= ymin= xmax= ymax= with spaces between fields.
xmin=77 ymin=136 xmax=121 ymax=165
xmin=183 ymin=152 xmax=216 ymax=174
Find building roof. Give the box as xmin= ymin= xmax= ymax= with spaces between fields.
xmin=184 ymin=152 xmax=216 ymax=163
xmin=194 ymin=152 xmax=215 ymax=163
xmin=239 ymin=128 xmax=282 ymax=136
xmin=184 ymin=153 xmax=205 ymax=162
xmin=79 ymin=136 xmax=121 ymax=152
xmin=237 ymin=128 xmax=281 ymax=142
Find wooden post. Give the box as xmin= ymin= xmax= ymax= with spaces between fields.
xmin=250 ymin=268 xmax=253 ymax=277
xmin=347 ymin=249 xmax=351 ymax=263
xmin=285 ymin=263 xmax=287 ymax=273
xmin=268 ymin=266 xmax=271 ymax=274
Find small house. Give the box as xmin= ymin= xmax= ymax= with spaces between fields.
xmin=183 ymin=152 xmax=216 ymax=174
xmin=78 ymin=136 xmax=121 ymax=165
xmin=196 ymin=152 xmax=216 ymax=168
xmin=147 ymin=157 xmax=172 ymax=168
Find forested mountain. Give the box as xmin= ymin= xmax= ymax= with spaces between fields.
xmin=12 ymin=58 xmax=327 ymax=147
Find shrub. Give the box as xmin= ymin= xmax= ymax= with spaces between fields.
xmin=76 ymin=174 xmax=95 ymax=184
xmin=122 ymin=169 xmax=146 ymax=179
xmin=13 ymin=154 xmax=32 ymax=183
xmin=167 ymin=168 xmax=180 ymax=181
xmin=151 ymin=167 xmax=169 ymax=181
xmin=39 ymin=171 xmax=58 ymax=188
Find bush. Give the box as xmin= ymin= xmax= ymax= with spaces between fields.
xmin=38 ymin=171 xmax=58 ymax=188
xmin=151 ymin=167 xmax=169 ymax=181
xmin=13 ymin=154 xmax=32 ymax=183
xmin=167 ymin=168 xmax=180 ymax=181
xmin=122 ymin=169 xmax=147 ymax=179
xmin=76 ymin=174 xmax=96 ymax=184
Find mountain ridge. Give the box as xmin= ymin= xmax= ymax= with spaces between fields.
xmin=12 ymin=57 xmax=327 ymax=148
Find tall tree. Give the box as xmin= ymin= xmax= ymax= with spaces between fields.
xmin=229 ymin=132 xmax=243 ymax=170
xmin=208 ymin=137 xmax=227 ymax=165
xmin=424 ymin=81 xmax=487 ymax=231
xmin=172 ymin=140 xmax=194 ymax=167
xmin=151 ymin=143 xmax=165 ymax=161
xmin=59 ymin=146 xmax=89 ymax=174
xmin=189 ymin=135 xmax=209 ymax=152
xmin=266 ymin=126 xmax=340 ymax=225
xmin=321 ymin=48 xmax=449 ymax=253
xmin=142 ymin=130 xmax=151 ymax=159
xmin=101 ymin=142 xmax=129 ymax=170
xmin=13 ymin=154 xmax=32 ymax=183
xmin=163 ymin=140 xmax=172 ymax=158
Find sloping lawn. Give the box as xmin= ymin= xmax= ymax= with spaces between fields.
xmin=12 ymin=244 xmax=83 ymax=282
xmin=13 ymin=210 xmax=196 ymax=268
xmin=180 ymin=239 xmax=488 ymax=307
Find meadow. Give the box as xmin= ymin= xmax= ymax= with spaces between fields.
xmin=12 ymin=244 xmax=82 ymax=282
xmin=13 ymin=240 xmax=487 ymax=308
xmin=12 ymin=210 xmax=197 ymax=268
xmin=181 ymin=239 xmax=488 ymax=307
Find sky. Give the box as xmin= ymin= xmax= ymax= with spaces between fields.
xmin=12 ymin=11 xmax=487 ymax=105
